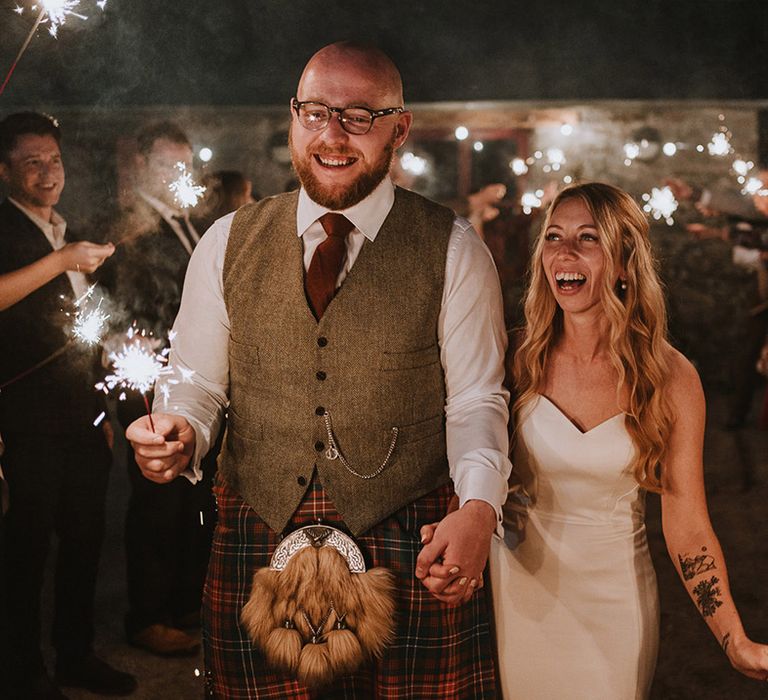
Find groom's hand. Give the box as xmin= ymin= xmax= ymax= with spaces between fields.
xmin=415 ymin=499 xmax=496 ymax=606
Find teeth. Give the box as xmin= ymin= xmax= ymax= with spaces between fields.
xmin=555 ymin=271 xmax=586 ymax=282
xmin=318 ymin=156 xmax=355 ymax=166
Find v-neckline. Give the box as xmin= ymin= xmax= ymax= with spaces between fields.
xmin=537 ymin=394 xmax=624 ymax=436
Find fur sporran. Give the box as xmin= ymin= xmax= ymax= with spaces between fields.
xmin=241 ymin=525 xmax=396 ymax=688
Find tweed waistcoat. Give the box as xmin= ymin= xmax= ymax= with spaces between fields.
xmin=220 ymin=187 xmax=454 ymax=535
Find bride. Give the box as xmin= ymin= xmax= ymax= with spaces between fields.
xmin=425 ymin=182 xmax=768 ymax=698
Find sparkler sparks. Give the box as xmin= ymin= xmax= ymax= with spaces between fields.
xmin=642 ymin=186 xmax=678 ymax=226
xmin=1 ymin=0 xmax=105 ymax=95
xmin=70 ymin=284 xmax=110 ymax=345
xmin=100 ymin=341 xmax=169 ymax=396
xmin=36 ymin=0 xmax=87 ymax=38
xmin=73 ymin=304 xmax=110 ymax=345
xmin=743 ymin=177 xmax=766 ymax=197
xmin=707 ymin=132 xmax=732 ymax=157
xmin=169 ymin=162 xmax=206 ymax=209
xmin=521 ymin=192 xmax=542 ymax=215
xmin=97 ymin=334 xmax=171 ymax=432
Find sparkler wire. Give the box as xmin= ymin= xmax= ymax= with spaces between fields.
xmin=0 ymin=8 xmax=47 ymax=97
xmin=143 ymin=393 xmax=156 ymax=432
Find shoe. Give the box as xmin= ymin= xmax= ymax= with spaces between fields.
xmin=130 ymin=623 xmax=200 ymax=657
xmin=7 ymin=671 xmax=69 ymax=699
xmin=56 ymin=653 xmax=136 ymax=696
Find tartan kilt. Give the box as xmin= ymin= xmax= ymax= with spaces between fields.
xmin=202 ymin=473 xmax=497 ymax=699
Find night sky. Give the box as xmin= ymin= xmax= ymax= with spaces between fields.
xmin=0 ymin=0 xmax=766 ymax=107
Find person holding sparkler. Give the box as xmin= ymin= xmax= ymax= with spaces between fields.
xmin=0 ymin=112 xmax=134 ymax=699
xmin=126 ymin=42 xmax=510 ymax=697
xmin=101 ymin=121 xmax=217 ymax=658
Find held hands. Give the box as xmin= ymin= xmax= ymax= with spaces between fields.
xmin=56 ymin=240 xmax=115 ymax=274
xmin=725 ymin=636 xmax=768 ymax=682
xmin=415 ymin=497 xmax=497 ymax=606
xmin=125 ymin=413 xmax=196 ymax=484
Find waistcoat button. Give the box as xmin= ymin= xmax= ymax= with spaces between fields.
xmin=315 ymin=406 xmax=325 ymax=416
xmin=317 ymin=336 xmax=328 ymax=347
xmin=316 ymin=370 xmax=326 ymax=381
xmin=314 ymin=441 xmax=324 ymax=451
xmin=297 ymin=475 xmax=307 ymax=486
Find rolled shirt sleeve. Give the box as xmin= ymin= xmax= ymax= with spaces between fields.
xmin=153 ymin=213 xmax=233 ymax=481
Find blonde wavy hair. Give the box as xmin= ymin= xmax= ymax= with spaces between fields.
xmin=513 ymin=182 xmax=673 ymax=492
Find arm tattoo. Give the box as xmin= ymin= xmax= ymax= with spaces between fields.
xmin=678 ymin=546 xmax=716 ymax=581
xmin=693 ymin=576 xmax=723 ymax=617
xmin=721 ymin=632 xmax=731 ymax=654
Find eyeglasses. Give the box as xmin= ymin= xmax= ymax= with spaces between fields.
xmin=292 ymin=98 xmax=404 ymax=135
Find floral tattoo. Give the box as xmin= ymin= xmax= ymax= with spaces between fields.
xmin=693 ymin=576 xmax=723 ymax=618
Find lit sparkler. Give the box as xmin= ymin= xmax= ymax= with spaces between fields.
xmin=169 ymin=162 xmax=206 ymax=209
xmin=68 ymin=284 xmax=110 ymax=345
xmin=97 ymin=334 xmax=171 ymax=432
xmin=39 ymin=0 xmax=87 ymax=38
xmin=73 ymin=303 xmax=110 ymax=345
xmin=0 ymin=0 xmax=106 ymax=96
xmin=642 ymin=186 xmax=678 ymax=226
xmin=70 ymin=284 xmax=110 ymax=345
xmin=707 ymin=132 xmax=732 ymax=157
xmin=742 ymin=176 xmax=767 ymax=197
xmin=521 ymin=192 xmax=542 ymax=215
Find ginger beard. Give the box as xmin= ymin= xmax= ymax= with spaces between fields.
xmin=289 ymin=125 xmax=396 ymax=211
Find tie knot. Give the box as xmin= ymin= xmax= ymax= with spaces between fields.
xmin=319 ymin=213 xmax=354 ymax=239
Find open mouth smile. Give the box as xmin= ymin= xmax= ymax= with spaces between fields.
xmin=555 ymin=271 xmax=587 ymax=290
xmin=314 ymin=154 xmax=358 ymax=168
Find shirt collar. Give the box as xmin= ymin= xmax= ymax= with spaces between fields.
xmin=8 ymin=197 xmax=66 ymax=235
xmin=137 ymin=189 xmax=185 ymax=223
xmin=296 ymin=177 xmax=395 ymax=242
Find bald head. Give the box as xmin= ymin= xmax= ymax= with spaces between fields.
xmin=297 ymin=42 xmax=404 ymax=107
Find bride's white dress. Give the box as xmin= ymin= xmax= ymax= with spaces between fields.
xmin=490 ymin=395 xmax=659 ymax=699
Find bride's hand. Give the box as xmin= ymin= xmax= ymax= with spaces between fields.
xmin=419 ymin=494 xmax=459 ymax=547
xmin=726 ymin=636 xmax=768 ymax=681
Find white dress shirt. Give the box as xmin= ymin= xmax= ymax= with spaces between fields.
xmin=157 ymin=177 xmax=512 ymax=529
xmin=9 ymin=197 xmax=90 ymax=299
xmin=136 ymin=190 xmax=200 ymax=255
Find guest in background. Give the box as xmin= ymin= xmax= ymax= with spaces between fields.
xmin=0 ymin=111 xmax=133 ymax=699
xmin=102 ymin=120 xmax=218 ymax=658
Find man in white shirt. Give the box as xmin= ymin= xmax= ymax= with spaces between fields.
xmin=127 ymin=43 xmax=511 ymax=697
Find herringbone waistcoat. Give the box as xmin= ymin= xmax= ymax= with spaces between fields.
xmin=220 ymin=187 xmax=454 ymax=535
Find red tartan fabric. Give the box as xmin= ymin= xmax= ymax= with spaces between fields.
xmin=202 ymin=475 xmax=497 ymax=699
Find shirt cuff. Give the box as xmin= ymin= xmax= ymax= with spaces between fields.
xmin=452 ymin=450 xmax=511 ymax=537
xmin=178 ymin=415 xmax=211 ymax=484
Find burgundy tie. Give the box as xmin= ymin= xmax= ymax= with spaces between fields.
xmin=305 ymin=213 xmax=354 ymax=319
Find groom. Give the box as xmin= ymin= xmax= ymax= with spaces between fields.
xmin=127 ymin=41 xmax=511 ymax=697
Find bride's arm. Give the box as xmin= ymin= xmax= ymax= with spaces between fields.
xmin=661 ymin=351 xmax=768 ymax=682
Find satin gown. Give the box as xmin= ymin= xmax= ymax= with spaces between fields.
xmin=490 ymin=395 xmax=659 ymax=699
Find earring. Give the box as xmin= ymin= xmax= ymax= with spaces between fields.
xmin=620 ymin=279 xmax=628 ymax=291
